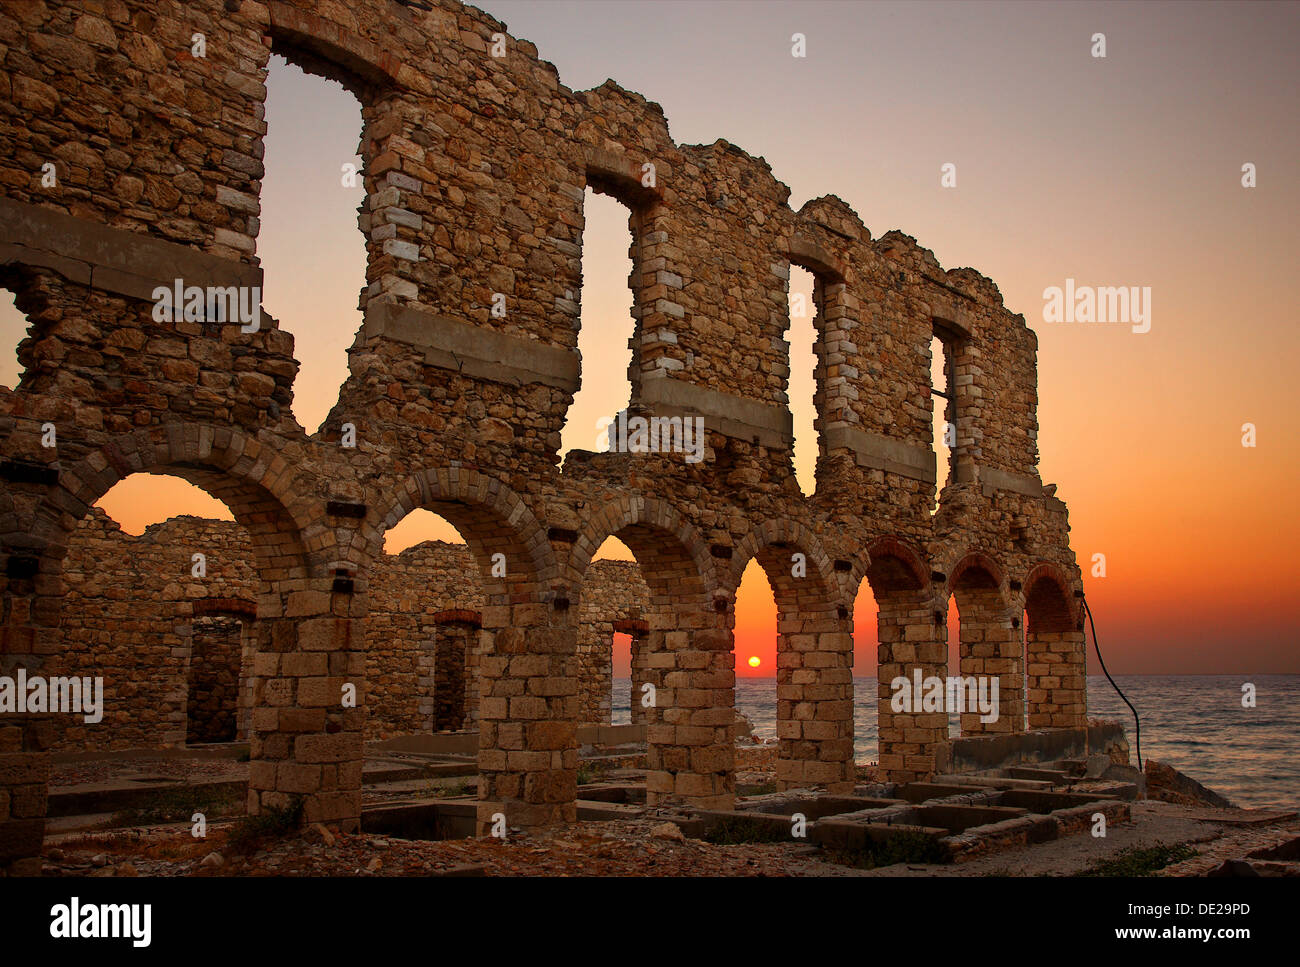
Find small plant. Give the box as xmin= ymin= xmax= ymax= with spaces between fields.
xmin=1078 ymin=842 xmax=1198 ymax=877
xmin=576 ymin=763 xmax=606 ymax=786
xmin=224 ymin=796 xmax=304 ymax=855
xmin=826 ymin=831 xmax=949 ymax=869
xmin=431 ymin=778 xmax=470 ymax=798
xmin=702 ymin=816 xmax=789 ymax=845
xmin=110 ymin=785 xmax=241 ymax=827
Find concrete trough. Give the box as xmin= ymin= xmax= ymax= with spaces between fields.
xmin=361 ymin=799 xmax=477 ymax=840
xmin=741 ymin=795 xmax=904 ymax=821
xmin=811 ymin=818 xmax=951 ymax=856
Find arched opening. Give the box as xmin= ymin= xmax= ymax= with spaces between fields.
xmin=787 ymin=265 xmax=818 ymax=496
xmin=379 ymin=470 xmax=569 ymax=830
xmin=562 ymin=187 xmax=637 ymax=466
xmin=852 ymin=575 xmax=879 ymax=771
xmin=1023 ymin=566 xmax=1086 ymax=730
xmin=574 ymin=505 xmax=728 ymax=809
xmin=260 ymin=54 xmax=367 ymax=433
xmin=578 ymin=535 xmax=649 ymax=728
xmin=44 ymin=471 xmax=277 ymax=831
xmin=371 ymin=508 xmax=479 ymax=737
xmin=950 ymin=556 xmax=1019 ymax=736
xmin=866 ymin=540 xmax=945 ymax=782
xmin=733 ymin=558 xmax=778 ymax=754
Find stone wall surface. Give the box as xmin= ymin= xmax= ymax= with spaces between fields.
xmin=0 ymin=0 xmax=1086 ymax=871
xmin=50 ymin=513 xmax=650 ymax=748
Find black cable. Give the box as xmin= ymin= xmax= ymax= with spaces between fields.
xmin=1083 ymin=597 xmax=1141 ymax=770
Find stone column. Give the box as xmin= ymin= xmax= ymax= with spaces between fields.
xmin=236 ymin=619 xmax=256 ymax=741
xmin=617 ymin=618 xmax=650 ymax=725
xmin=643 ymin=610 xmax=735 ymax=811
xmin=775 ymin=610 xmax=855 ymax=792
xmin=1026 ymin=629 xmax=1087 ymax=728
xmin=247 ymin=586 xmax=366 ymax=831
xmin=0 ymin=556 xmax=59 ymax=876
xmin=955 ymin=595 xmax=1023 ymax=735
xmin=875 ymin=595 xmax=947 ymax=782
xmin=475 ymin=607 xmax=577 ymax=833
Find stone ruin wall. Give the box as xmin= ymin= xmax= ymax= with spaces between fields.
xmin=50 ymin=511 xmax=651 ymax=750
xmin=0 ymin=0 xmax=1089 ymax=871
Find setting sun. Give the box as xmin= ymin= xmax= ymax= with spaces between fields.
xmin=747 ymin=656 xmax=761 ymax=669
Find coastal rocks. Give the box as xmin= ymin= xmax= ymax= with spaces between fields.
xmin=1146 ymin=760 xmax=1234 ymax=809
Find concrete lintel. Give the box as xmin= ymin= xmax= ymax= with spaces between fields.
xmin=363 ymin=301 xmax=579 ymax=392
xmin=927 ymin=293 xmax=973 ymax=340
xmin=637 ymin=374 xmax=793 ymax=448
xmin=0 ymin=196 xmax=261 ymax=301
xmin=979 ymin=466 xmax=1043 ymax=498
xmin=822 ymin=424 xmax=937 ymax=484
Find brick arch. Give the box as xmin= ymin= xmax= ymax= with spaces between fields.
xmin=732 ymin=517 xmax=854 ymax=792
xmin=947 ymin=551 xmax=1005 ymax=594
xmin=192 ymin=596 xmax=259 ymax=621
xmin=265 ymin=2 xmax=410 ymax=96
xmin=1023 ymin=562 xmax=1078 ymax=633
xmin=374 ymin=464 xmax=557 ymax=617
xmin=567 ymin=495 xmax=717 ymax=605
xmin=27 ymin=424 xmax=314 ymax=589
xmin=727 ymin=517 xmax=841 ymax=604
xmin=945 ymin=551 xmax=1020 ymax=736
xmin=863 ymin=536 xmax=930 ymax=595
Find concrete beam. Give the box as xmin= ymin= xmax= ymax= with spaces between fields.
xmin=637 ymin=373 xmax=793 ymax=449
xmin=979 ymin=466 xmax=1043 ymax=498
xmin=822 ymin=424 xmax=937 ymax=483
xmin=0 ymin=196 xmax=261 ymax=301
xmin=362 ymin=301 xmax=580 ymax=392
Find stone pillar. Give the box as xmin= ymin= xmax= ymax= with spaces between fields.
xmin=875 ymin=596 xmax=947 ymax=782
xmin=0 ymin=557 xmax=59 ymax=876
xmin=575 ymin=618 xmax=613 ymax=726
xmin=236 ymin=620 xmax=256 ymax=741
xmin=643 ymin=611 xmax=735 ymax=811
xmin=475 ymin=608 xmax=577 ymax=833
xmin=775 ymin=613 xmax=855 ymax=792
xmin=617 ymin=618 xmax=650 ymax=725
xmin=1026 ymin=628 xmax=1087 ymax=728
xmin=955 ymin=595 xmax=1023 ymax=735
xmin=247 ymin=587 xmax=366 ymax=831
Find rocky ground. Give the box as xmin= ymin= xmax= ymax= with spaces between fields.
xmin=39 ymin=801 xmax=1300 ymax=878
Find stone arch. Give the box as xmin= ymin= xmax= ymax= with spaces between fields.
xmin=859 ymin=536 xmax=945 ymax=782
xmin=375 ymin=463 xmax=558 ymax=613
xmin=29 ymin=425 xmax=315 ymax=589
xmin=376 ymin=464 xmax=570 ymax=832
xmin=568 ymin=495 xmax=717 ymax=604
xmin=569 ymin=494 xmax=730 ymax=810
xmin=265 ymin=2 xmax=409 ymax=97
xmin=1022 ymin=562 xmax=1086 ymax=730
xmin=1023 ymin=562 xmax=1078 ymax=633
xmin=946 ymin=551 xmax=1020 ymax=736
xmin=731 ymin=518 xmax=854 ymax=791
xmin=0 ymin=425 xmax=365 ymax=846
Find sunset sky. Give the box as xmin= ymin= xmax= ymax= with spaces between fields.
xmin=1 ymin=1 xmax=1295 ymax=677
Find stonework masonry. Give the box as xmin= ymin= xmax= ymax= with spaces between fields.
xmin=0 ymin=0 xmax=1087 ymax=873
xmin=49 ymin=510 xmax=649 ymax=749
